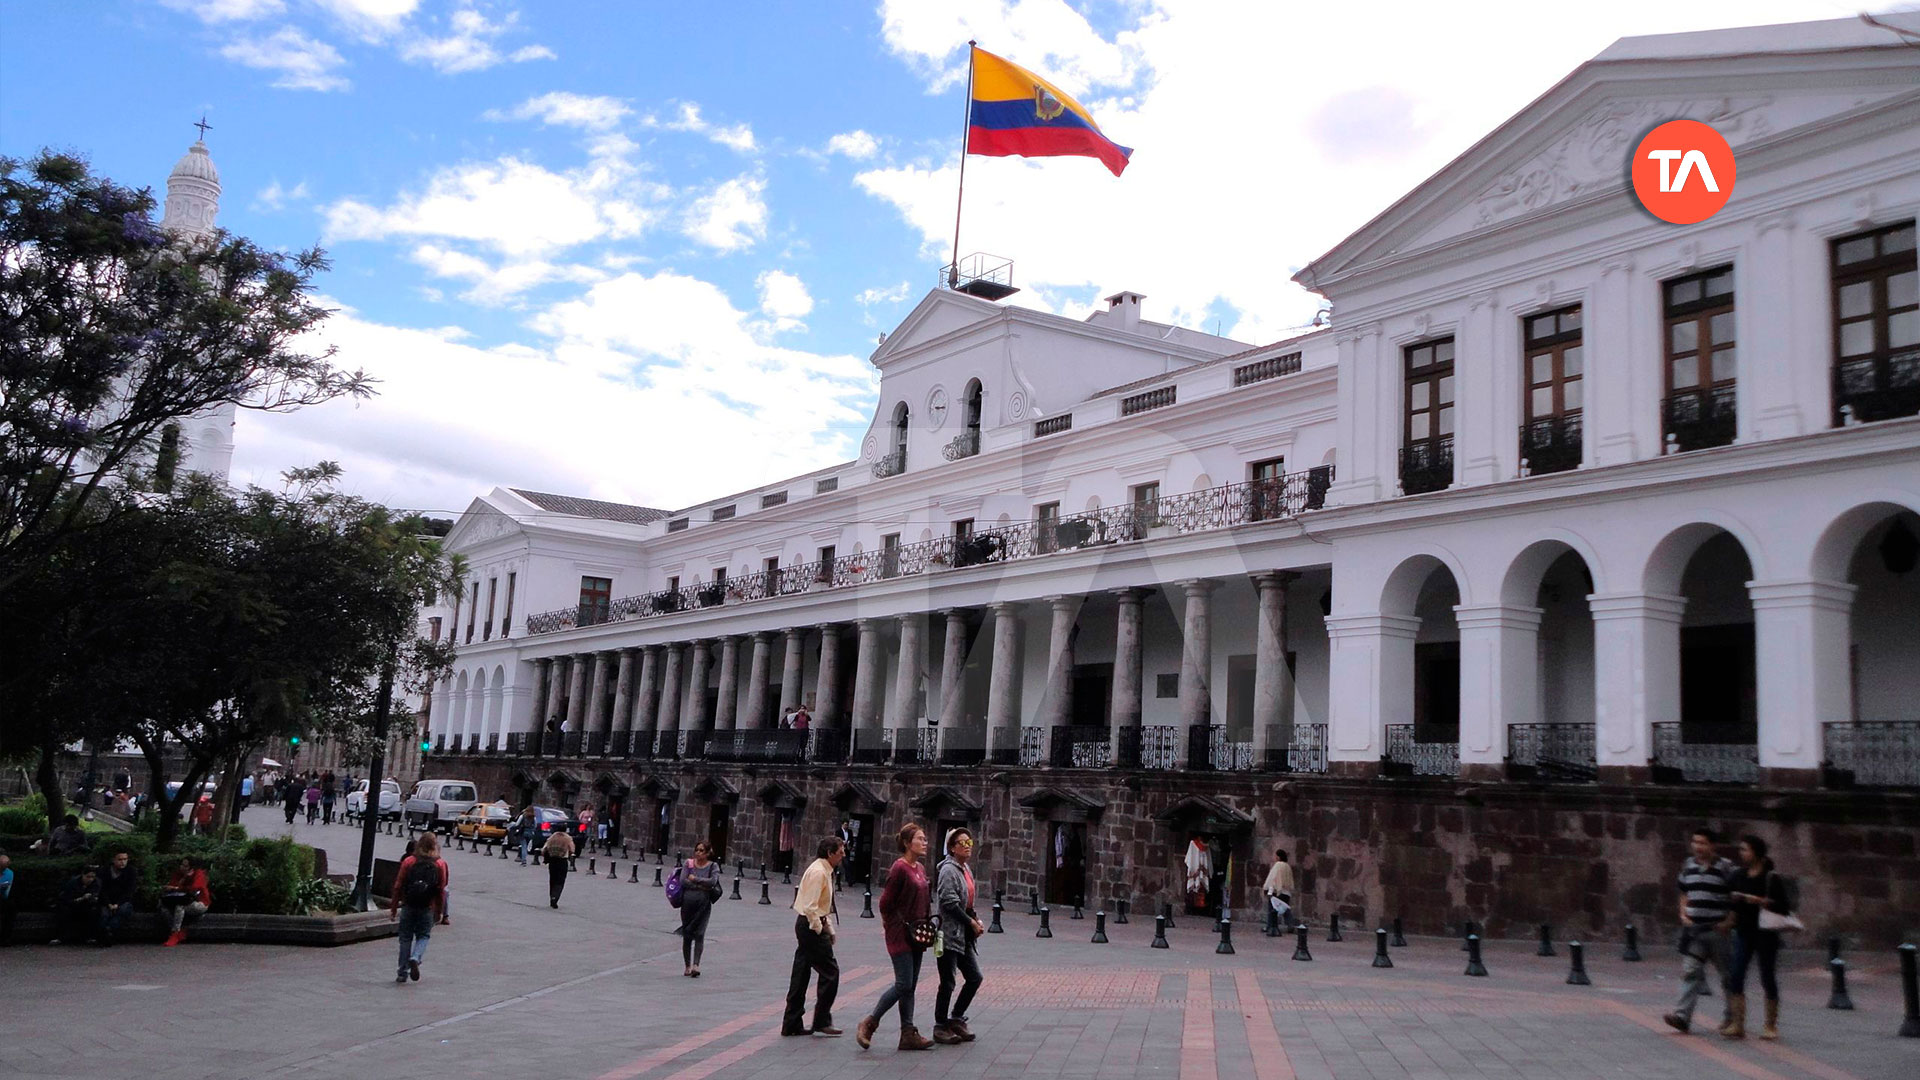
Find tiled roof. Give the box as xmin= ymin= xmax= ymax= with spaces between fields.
xmin=1088 ymin=327 xmax=1326 ymax=400
xmin=509 ymin=489 xmax=671 ymax=526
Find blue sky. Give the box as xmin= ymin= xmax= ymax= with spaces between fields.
xmin=0 ymin=0 xmax=1868 ymax=516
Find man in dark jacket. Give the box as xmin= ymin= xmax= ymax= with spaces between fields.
xmin=97 ymin=850 xmax=139 ymax=945
xmin=931 ymin=828 xmax=985 ymax=1045
xmin=56 ymin=867 xmax=103 ymax=945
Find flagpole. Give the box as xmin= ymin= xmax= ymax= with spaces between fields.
xmin=948 ymin=40 xmax=977 ymax=289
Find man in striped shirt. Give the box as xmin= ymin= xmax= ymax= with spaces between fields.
xmin=1663 ymin=827 xmax=1736 ymax=1033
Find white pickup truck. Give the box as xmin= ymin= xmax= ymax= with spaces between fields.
xmin=403 ymin=779 xmax=480 ymax=833
xmin=345 ymin=777 xmax=403 ymax=821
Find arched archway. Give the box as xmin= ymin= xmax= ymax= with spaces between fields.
xmin=1493 ymin=540 xmax=1599 ymax=781
xmin=451 ymin=670 xmax=470 ymax=751
xmin=488 ymin=664 xmax=507 ymax=751
xmin=1644 ymin=527 xmax=1758 ymax=784
xmin=1812 ymin=502 xmax=1920 ymax=787
xmin=1378 ymin=554 xmax=1461 ymax=777
xmin=890 ymin=401 xmax=909 ymax=468
xmin=467 ymin=668 xmax=487 ymax=752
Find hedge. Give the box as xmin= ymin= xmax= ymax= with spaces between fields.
xmin=3 ymin=834 xmax=315 ymax=916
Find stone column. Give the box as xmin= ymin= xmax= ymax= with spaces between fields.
xmin=529 ymin=659 xmax=551 ymax=734
xmin=683 ymin=640 xmax=713 ymax=733
xmin=985 ymin=602 xmax=1024 ymax=761
xmin=713 ymin=636 xmax=741 ymax=731
xmin=564 ymin=655 xmax=589 ymax=732
xmin=815 ymin=624 xmax=844 ymax=728
xmin=851 ymin=619 xmax=885 ymax=750
xmin=780 ymin=628 xmax=806 ymax=716
xmin=1587 ymin=593 xmax=1685 ymax=783
xmin=1454 ymin=603 xmax=1544 ymax=781
xmin=1324 ymin=613 xmax=1421 ymax=777
xmin=633 ymin=646 xmax=660 ymax=737
xmin=656 ymin=644 xmax=684 ymax=744
xmin=743 ymin=632 xmax=773 ymax=729
xmin=1749 ymin=579 xmax=1855 ymax=787
xmin=543 ymin=657 xmax=567 ymax=731
xmin=585 ymin=652 xmax=612 ymax=736
xmin=610 ymin=649 xmax=636 ymax=748
xmin=1250 ymin=573 xmax=1298 ymax=765
xmin=1108 ymin=588 xmax=1148 ymax=764
xmin=1040 ymin=596 xmax=1080 ymax=731
xmin=1177 ymin=580 xmax=1216 ymax=731
xmin=937 ymin=609 xmax=970 ymax=737
xmin=894 ymin=613 xmax=926 ymax=726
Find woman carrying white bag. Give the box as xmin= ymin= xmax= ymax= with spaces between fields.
xmin=1723 ymin=834 xmax=1799 ymax=1041
xmin=1261 ymin=848 xmax=1296 ymax=931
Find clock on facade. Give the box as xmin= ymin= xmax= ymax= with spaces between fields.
xmin=927 ymin=387 xmax=950 ymax=430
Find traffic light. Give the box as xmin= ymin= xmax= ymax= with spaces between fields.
xmin=419 ymin=739 xmax=431 ymax=753
xmin=289 ymin=735 xmax=301 ymax=747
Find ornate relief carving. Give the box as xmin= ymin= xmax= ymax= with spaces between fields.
xmin=1474 ymin=97 xmax=1774 ymax=228
xmin=861 ymin=434 xmax=878 ymax=461
xmin=1005 ymin=391 xmax=1028 ymax=421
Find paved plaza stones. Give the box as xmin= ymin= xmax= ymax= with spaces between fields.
xmin=5 ymin=807 xmax=1916 ymax=1080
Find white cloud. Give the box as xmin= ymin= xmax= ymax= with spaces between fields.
xmin=312 ymin=0 xmax=420 ymax=39
xmin=409 ymin=243 xmax=605 ymax=305
xmin=253 ymin=179 xmax=311 ymax=211
xmin=509 ymin=44 xmax=556 ymax=62
xmin=400 ymin=6 xmax=551 ymax=73
xmin=645 ymin=103 xmax=758 ymax=153
xmin=755 ymin=269 xmax=814 ymax=333
xmin=161 ymin=0 xmax=285 ymax=22
xmin=323 ymin=156 xmax=653 ymax=257
xmin=219 ymin=27 xmax=349 ymax=91
xmin=878 ymin=0 xmax=1140 ymax=95
xmin=856 ymin=282 xmax=911 ymax=307
xmin=682 ymin=175 xmax=768 ymax=253
xmin=825 ymin=130 xmax=880 ymax=160
xmin=484 ymin=91 xmax=631 ymax=132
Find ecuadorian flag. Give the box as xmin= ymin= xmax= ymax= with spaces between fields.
xmin=966 ymin=46 xmax=1132 ymax=177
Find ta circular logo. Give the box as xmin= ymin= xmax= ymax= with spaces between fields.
xmin=1631 ymin=119 xmax=1736 ymax=224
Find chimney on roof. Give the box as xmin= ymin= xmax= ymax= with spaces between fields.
xmin=1103 ymin=291 xmax=1145 ymax=333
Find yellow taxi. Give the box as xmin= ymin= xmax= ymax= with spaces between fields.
xmin=453 ymin=800 xmax=513 ymax=842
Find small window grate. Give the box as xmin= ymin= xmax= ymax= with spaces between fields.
xmin=760 ymin=491 xmax=788 ymax=508
xmin=815 ymin=477 xmax=839 ymax=494
xmin=1234 ymin=352 xmax=1302 ymax=386
xmin=1120 ymin=386 xmax=1177 ymax=416
xmin=711 ymin=505 xmax=736 ymax=521
xmin=666 ymin=518 xmax=689 ymax=533
xmin=1033 ymin=414 xmax=1073 ymax=437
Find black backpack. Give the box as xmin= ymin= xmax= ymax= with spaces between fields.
xmin=401 ymin=857 xmax=442 ymax=908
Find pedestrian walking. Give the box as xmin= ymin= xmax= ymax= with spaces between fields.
xmin=1663 ymin=827 xmax=1737 ymax=1034
xmin=160 ymin=857 xmax=211 ymax=946
xmin=190 ymin=796 xmax=215 ymax=836
xmin=1724 ymin=835 xmax=1795 ymax=1040
xmin=304 ymin=780 xmax=321 ymax=824
xmin=320 ymin=782 xmax=337 ymax=825
xmin=1262 ymin=848 xmax=1296 ymax=931
xmin=578 ymin=804 xmax=596 ymax=848
xmin=389 ymin=832 xmax=447 ymax=984
xmin=783 ymin=836 xmax=845 ymax=1037
xmin=679 ymin=841 xmax=723 ymax=977
xmin=542 ymin=828 xmax=575 ymax=908
xmin=855 ymin=822 xmax=935 ymax=1053
xmin=932 ymin=827 xmax=985 ymax=1045
xmin=511 ymin=806 xmax=536 ymax=864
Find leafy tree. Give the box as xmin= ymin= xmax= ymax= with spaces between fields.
xmin=0 ymin=150 xmax=369 ymax=598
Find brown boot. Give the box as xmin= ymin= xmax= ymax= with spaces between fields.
xmin=1720 ymin=993 xmax=1745 ymax=1039
xmin=1760 ymin=998 xmax=1779 ymax=1040
xmin=931 ymin=1024 xmax=963 ymax=1045
xmin=898 ymin=1025 xmax=934 ymax=1051
xmin=855 ymin=1015 xmax=877 ymax=1050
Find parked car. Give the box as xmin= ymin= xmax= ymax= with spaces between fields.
xmin=345 ymin=778 xmax=403 ymax=821
xmin=453 ymin=800 xmax=513 ymax=842
xmin=525 ymin=805 xmax=587 ymax=842
xmin=403 ymin=779 xmax=480 ymax=833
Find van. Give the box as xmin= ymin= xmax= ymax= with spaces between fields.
xmin=403 ymin=779 xmax=480 ymax=833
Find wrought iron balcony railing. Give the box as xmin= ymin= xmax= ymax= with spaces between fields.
xmin=988 ymin=726 xmax=1020 ymax=766
xmin=938 ymin=727 xmax=986 ymax=766
xmin=1520 ymin=413 xmax=1582 ymax=476
xmin=1018 ymin=725 xmax=1044 ymax=767
xmin=1383 ymin=724 xmax=1458 ymax=777
xmin=485 ymin=732 xmax=498 ymax=753
xmin=1139 ymin=725 xmax=1182 ymax=770
xmin=1399 ymin=436 xmax=1452 ymax=495
xmin=1663 ymin=386 xmax=1737 ymax=453
xmin=871 ymin=447 xmax=906 ymax=479
xmin=1834 ymin=349 xmax=1920 ymax=425
xmin=1821 ymin=721 xmax=1919 ymax=790
xmin=1505 ymin=723 xmax=1596 ymax=782
xmin=466 ymin=734 xmax=479 ymax=753
xmin=1048 ymin=725 xmax=1111 ymax=768
xmin=505 ymin=732 xmax=531 ymax=755
xmin=1259 ymin=723 xmax=1327 ymax=773
xmin=850 ymin=727 xmax=890 ymax=765
xmin=805 ymin=728 xmax=845 ymax=764
xmin=704 ymin=729 xmax=810 ymax=764
xmin=890 ymin=726 xmax=938 ymax=765
xmin=1651 ymin=722 xmax=1757 ymax=785
xmin=942 ymin=430 xmax=981 ymax=461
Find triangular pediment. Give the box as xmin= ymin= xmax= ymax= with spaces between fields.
xmin=443 ymin=493 xmax=527 ymax=550
xmin=1303 ymin=29 xmax=1920 ymax=288
xmin=868 ymin=289 xmax=1005 ymax=368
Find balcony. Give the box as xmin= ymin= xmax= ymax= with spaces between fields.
xmin=1233 ymin=352 xmax=1302 ymax=387
xmin=1834 ymin=349 xmax=1920 ymax=424
xmin=871 ymin=447 xmax=906 ymax=480
xmin=1260 ymin=723 xmax=1327 ymax=773
xmin=1505 ymin=723 xmax=1596 ymax=783
xmin=585 ymin=731 xmax=606 ymax=757
xmin=1138 ymin=725 xmax=1183 ymax=770
xmin=1821 ymin=721 xmax=1920 ymax=790
xmin=1520 ymin=414 xmax=1582 ymax=476
xmin=890 ymin=726 xmax=938 ymax=765
xmin=1663 ymin=386 xmax=1737 ymax=453
xmin=1651 ymin=722 xmax=1757 ymax=785
xmin=942 ymin=430 xmax=980 ymax=461
xmin=1120 ymin=386 xmax=1177 ymax=416
xmin=1187 ymin=725 xmax=1253 ymax=771
xmin=1383 ymin=724 xmax=1458 ymax=777
xmin=704 ymin=729 xmax=810 ymax=765
xmin=1048 ymin=725 xmax=1111 ymax=768
xmin=1399 ymin=436 xmax=1452 ymax=495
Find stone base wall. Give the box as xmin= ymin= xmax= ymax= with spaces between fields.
xmin=433 ymin=753 xmax=1919 ymax=947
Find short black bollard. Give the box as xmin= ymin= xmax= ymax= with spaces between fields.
xmin=1566 ymin=941 xmax=1590 ymax=985
xmin=1538 ymin=923 xmax=1555 ymax=957
xmin=1829 ymin=936 xmax=1843 ymax=963
xmin=783 ymin=866 xmax=792 ymax=885
xmin=1028 ymin=890 xmax=1041 ymax=916
xmin=1163 ymin=902 xmax=1176 ymax=931
xmin=1037 ymin=906 xmax=1053 ymax=939
xmin=1461 ymin=920 xmax=1475 ymax=951
xmin=730 ymin=877 xmax=742 ymax=901
xmin=1827 ymin=958 xmax=1855 ymax=1010
xmin=833 ymin=870 xmax=842 ymax=892
xmin=1373 ymin=928 xmax=1394 ymax=968
xmin=656 ymin=850 xmax=664 ymax=866
xmin=1465 ymin=934 xmax=1488 ymax=977
xmin=1116 ymin=898 xmax=1130 ymax=925
xmin=1391 ymin=917 xmax=1407 ymax=947
xmin=1899 ymin=943 xmax=1920 ymax=1037
xmin=860 ymin=889 xmax=875 ymax=918
xmin=1071 ymin=903 xmax=1084 ymax=921
xmin=1151 ymin=914 xmax=1169 ymax=949
xmin=758 ymin=881 xmax=772 ymax=905
xmin=1327 ymin=913 xmax=1343 ymax=942
xmin=1092 ymin=911 xmax=1109 ymax=944
xmin=569 ymin=857 xmax=578 ymax=872
xmin=1292 ymin=924 xmax=1313 ymax=962
xmin=588 ymin=858 xmax=596 ymax=875
xmin=1216 ymin=915 xmax=1235 ymax=955
xmin=989 ymin=900 xmax=1004 ymax=933
xmin=1622 ymin=924 xmax=1642 ymax=962
xmin=652 ymin=867 xmax=663 ymax=887
xmin=759 ymin=863 xmax=768 ymax=882
xmin=630 ymin=863 xmax=641 ymax=883
xmin=1264 ymin=904 xmax=1279 ymax=937
xmin=607 ymin=861 xmax=617 ymax=879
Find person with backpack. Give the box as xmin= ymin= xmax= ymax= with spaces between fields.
xmin=389 ymin=831 xmax=447 ymax=983
xmin=542 ymin=827 xmax=575 ymax=908
xmin=673 ymin=841 xmax=724 ymax=977
xmin=1723 ymin=835 xmax=1795 ymax=1040
xmin=855 ymin=822 xmax=935 ymax=1053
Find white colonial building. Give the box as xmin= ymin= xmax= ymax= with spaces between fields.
xmin=420 ymin=17 xmax=1917 ymax=911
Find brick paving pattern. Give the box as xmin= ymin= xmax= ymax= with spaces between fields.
xmin=4 ymin=807 xmax=1915 ymax=1080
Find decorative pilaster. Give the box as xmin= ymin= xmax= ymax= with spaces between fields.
xmin=1454 ymin=603 xmax=1546 ymax=780
xmin=1587 ymin=593 xmax=1686 ymax=782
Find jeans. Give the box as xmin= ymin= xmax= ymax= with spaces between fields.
xmin=1673 ymin=925 xmax=1730 ymax=1023
xmin=396 ymin=904 xmax=434 ymax=974
xmin=1728 ymin=929 xmax=1780 ymax=1000
xmin=935 ymin=942 xmax=983 ymax=1025
xmin=306 ymin=802 xmax=318 ymax=823
xmin=548 ymin=858 xmax=569 ymax=904
xmin=167 ymin=900 xmax=208 ymax=933
xmin=870 ymin=949 xmax=925 ymax=1030
xmin=517 ymin=834 xmax=532 ymax=864
xmin=101 ymin=901 xmax=135 ymax=942
xmin=783 ymin=917 xmax=839 ymax=1034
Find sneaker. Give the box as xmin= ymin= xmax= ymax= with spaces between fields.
xmin=162 ymin=931 xmax=185 ymax=947
xmin=408 ymin=960 xmax=420 ymax=982
xmin=1662 ymin=1013 xmax=1690 ymax=1033
xmin=396 ymin=972 xmax=409 ymax=983
xmin=950 ymin=1020 xmax=975 ymax=1043
xmin=811 ymin=1025 xmax=843 ymax=1038
xmin=781 ymin=1028 xmax=808 ymax=1038
xmin=897 ymin=1026 xmax=934 ymax=1051
xmin=931 ymin=1025 xmax=963 ymax=1045
xmin=855 ymin=1015 xmax=877 ymax=1050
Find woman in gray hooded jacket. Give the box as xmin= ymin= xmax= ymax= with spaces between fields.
xmin=931 ymin=828 xmax=986 ymax=1044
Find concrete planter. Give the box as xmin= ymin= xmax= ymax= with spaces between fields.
xmin=12 ymin=908 xmax=398 ymax=947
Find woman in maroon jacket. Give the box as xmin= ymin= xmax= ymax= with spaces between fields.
xmin=855 ymin=822 xmax=935 ymax=1053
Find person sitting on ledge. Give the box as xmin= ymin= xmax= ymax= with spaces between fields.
xmin=161 ymin=857 xmax=212 ymax=947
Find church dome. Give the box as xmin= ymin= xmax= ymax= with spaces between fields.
xmin=169 ymin=140 xmax=220 ymax=186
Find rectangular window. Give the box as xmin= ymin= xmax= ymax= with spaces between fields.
xmin=1248 ymin=458 xmax=1286 ymax=521
xmin=815 ymin=476 xmax=839 ymax=494
xmin=1156 ymin=673 xmax=1179 ymax=699
xmin=666 ymin=517 xmax=689 ymax=533
xmin=1400 ymin=338 xmax=1455 ymax=495
xmin=666 ymin=575 xmax=679 ymax=593
xmin=816 ymin=545 xmax=835 ymax=583
xmin=428 ymin=617 xmax=442 ymax=643
xmin=502 ymin=572 xmax=515 ymax=635
xmin=578 ymin=576 xmax=612 ymax=624
xmin=952 ymin=518 xmax=974 ymax=541
xmin=1249 ymin=457 xmax=1284 ymax=481
xmin=1132 ymin=481 xmax=1160 ymax=504
xmin=880 ymin=533 xmax=901 ymax=577
xmin=711 ymin=505 xmax=736 ymax=521
xmin=483 ymin=577 xmax=497 ymax=641
xmin=1663 ymin=267 xmax=1737 ymax=451
xmin=1521 ymin=307 xmax=1583 ymax=475
xmin=760 ymin=491 xmax=788 ymax=508
xmin=465 ymin=581 xmax=478 ymax=643
xmin=1035 ymin=501 xmax=1061 ymax=554
xmin=1831 ymin=220 xmax=1918 ymax=424
xmin=713 ymin=567 xmax=728 ymax=588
